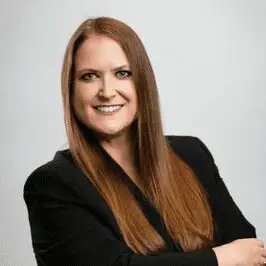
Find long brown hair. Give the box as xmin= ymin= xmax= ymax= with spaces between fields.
xmin=61 ymin=16 xmax=214 ymax=255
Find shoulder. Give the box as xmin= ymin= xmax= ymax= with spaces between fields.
xmin=23 ymin=149 xmax=82 ymax=202
xmin=165 ymin=135 xmax=217 ymax=188
xmin=166 ymin=135 xmax=215 ymax=164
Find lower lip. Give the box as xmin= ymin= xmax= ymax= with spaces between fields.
xmin=94 ymin=105 xmax=124 ymax=115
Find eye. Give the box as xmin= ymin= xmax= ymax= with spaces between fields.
xmin=116 ymin=70 xmax=132 ymax=79
xmin=80 ymin=73 xmax=97 ymax=81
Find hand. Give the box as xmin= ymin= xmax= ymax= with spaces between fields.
xmin=212 ymin=238 xmax=266 ymax=266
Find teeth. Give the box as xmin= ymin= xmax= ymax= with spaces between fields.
xmin=96 ymin=105 xmax=123 ymax=112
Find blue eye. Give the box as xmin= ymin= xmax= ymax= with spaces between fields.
xmin=79 ymin=71 xmax=132 ymax=82
xmin=116 ymin=71 xmax=132 ymax=78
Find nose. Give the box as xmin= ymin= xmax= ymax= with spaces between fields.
xmin=98 ymin=76 xmax=116 ymax=99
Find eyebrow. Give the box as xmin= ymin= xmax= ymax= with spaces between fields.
xmin=75 ymin=64 xmax=129 ymax=75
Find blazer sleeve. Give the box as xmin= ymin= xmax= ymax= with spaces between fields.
xmin=194 ymin=137 xmax=256 ymax=243
xmin=23 ymin=163 xmax=218 ymax=266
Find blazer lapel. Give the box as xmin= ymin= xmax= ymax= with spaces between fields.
xmin=96 ymin=142 xmax=183 ymax=252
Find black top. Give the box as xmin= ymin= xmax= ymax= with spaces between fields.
xmin=23 ymin=136 xmax=256 ymax=266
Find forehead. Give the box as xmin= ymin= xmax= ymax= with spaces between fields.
xmin=75 ymin=35 xmax=129 ymax=69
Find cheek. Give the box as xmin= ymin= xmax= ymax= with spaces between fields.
xmin=72 ymin=87 xmax=95 ymax=118
xmin=73 ymin=85 xmax=96 ymax=105
xmin=130 ymin=89 xmax=138 ymax=110
xmin=121 ymin=82 xmax=137 ymax=103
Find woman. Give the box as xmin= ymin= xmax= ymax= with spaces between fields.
xmin=23 ymin=16 xmax=266 ymax=265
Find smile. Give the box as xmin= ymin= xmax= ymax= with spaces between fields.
xmin=93 ymin=104 xmax=124 ymax=114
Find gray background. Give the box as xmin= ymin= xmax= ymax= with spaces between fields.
xmin=1 ymin=1 xmax=265 ymax=265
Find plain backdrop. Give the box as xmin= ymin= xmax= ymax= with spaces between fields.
xmin=1 ymin=1 xmax=265 ymax=265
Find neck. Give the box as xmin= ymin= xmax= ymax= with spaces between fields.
xmin=96 ymin=127 xmax=141 ymax=189
xmin=98 ymin=129 xmax=136 ymax=166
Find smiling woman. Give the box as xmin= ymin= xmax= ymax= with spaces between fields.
xmin=23 ymin=16 xmax=265 ymax=266
xmin=72 ymin=35 xmax=138 ymax=138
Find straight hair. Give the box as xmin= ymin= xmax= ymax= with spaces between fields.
xmin=61 ymin=16 xmax=214 ymax=255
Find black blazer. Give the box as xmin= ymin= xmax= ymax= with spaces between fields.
xmin=23 ymin=136 xmax=256 ymax=266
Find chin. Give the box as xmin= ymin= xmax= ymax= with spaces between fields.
xmin=95 ymin=127 xmax=123 ymax=137
xmin=94 ymin=124 xmax=132 ymax=138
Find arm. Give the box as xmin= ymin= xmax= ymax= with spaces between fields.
xmin=23 ymin=164 xmax=218 ymax=266
xmin=195 ymin=137 xmax=256 ymax=243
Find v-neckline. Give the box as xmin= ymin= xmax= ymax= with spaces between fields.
xmin=95 ymin=140 xmax=142 ymax=194
xmin=94 ymin=139 xmax=183 ymax=252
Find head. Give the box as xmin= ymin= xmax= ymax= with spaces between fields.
xmin=62 ymin=16 xmax=162 ymax=146
xmin=73 ymin=34 xmax=137 ymax=140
